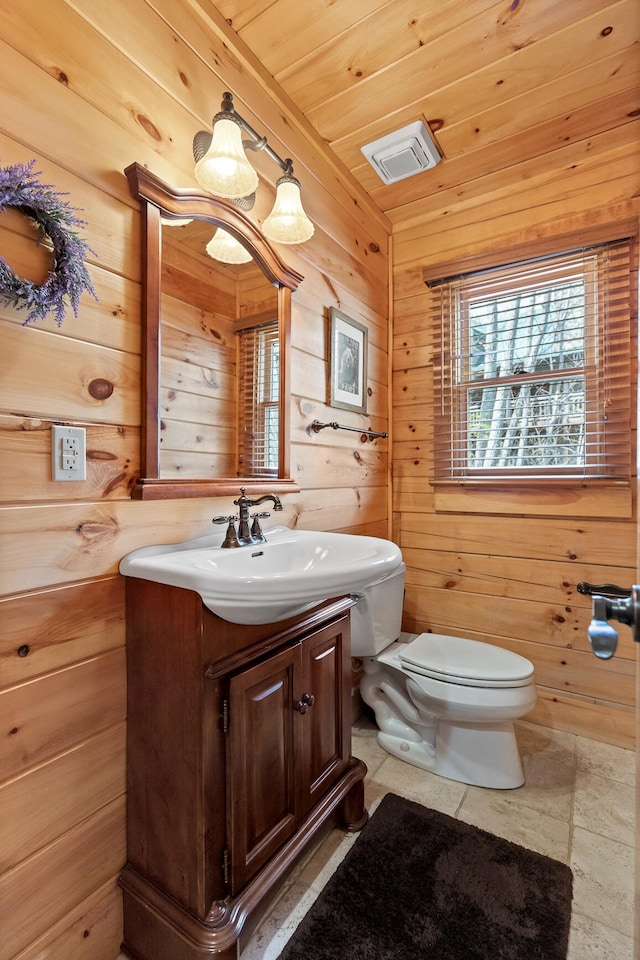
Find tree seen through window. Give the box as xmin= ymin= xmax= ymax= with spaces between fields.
xmin=465 ymin=279 xmax=587 ymax=469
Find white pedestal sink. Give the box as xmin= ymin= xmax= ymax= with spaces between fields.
xmin=120 ymin=525 xmax=404 ymax=624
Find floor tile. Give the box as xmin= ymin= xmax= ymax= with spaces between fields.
xmin=516 ymin=720 xmax=578 ymax=763
xmin=351 ymin=728 xmax=388 ymax=779
xmin=240 ymin=879 xmax=320 ymax=960
xmin=575 ymin=735 xmax=635 ymax=786
xmin=573 ymin=769 xmax=635 ymax=847
xmin=458 ymin=787 xmax=571 ymax=862
xmin=296 ymin=824 xmax=360 ymax=892
xmin=570 ymin=825 xmax=634 ymax=938
xmin=367 ymin=753 xmax=468 ymax=815
xmin=567 ymin=913 xmax=634 ymax=960
xmin=517 ymin=751 xmax=576 ymax=822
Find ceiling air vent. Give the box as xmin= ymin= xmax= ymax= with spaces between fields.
xmin=361 ymin=120 xmax=442 ymax=185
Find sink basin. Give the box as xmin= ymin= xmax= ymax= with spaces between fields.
xmin=119 ymin=525 xmax=403 ymax=624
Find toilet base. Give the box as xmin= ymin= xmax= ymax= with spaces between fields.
xmin=377 ymin=718 xmax=524 ymax=789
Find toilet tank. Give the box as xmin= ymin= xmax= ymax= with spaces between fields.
xmin=350 ymin=563 xmax=406 ymax=656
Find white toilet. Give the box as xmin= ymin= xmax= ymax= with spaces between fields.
xmin=351 ymin=564 xmax=537 ymax=789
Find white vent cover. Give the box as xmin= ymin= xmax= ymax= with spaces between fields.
xmin=361 ymin=120 xmax=442 ymax=184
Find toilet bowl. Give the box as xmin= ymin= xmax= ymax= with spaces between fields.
xmin=351 ymin=564 xmax=537 ymax=789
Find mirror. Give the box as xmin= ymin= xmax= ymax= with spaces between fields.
xmin=125 ymin=163 xmax=303 ymax=500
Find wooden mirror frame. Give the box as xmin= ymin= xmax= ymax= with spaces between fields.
xmin=125 ymin=163 xmax=303 ymax=500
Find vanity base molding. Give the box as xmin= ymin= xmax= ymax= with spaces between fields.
xmin=120 ymin=760 xmax=366 ymax=960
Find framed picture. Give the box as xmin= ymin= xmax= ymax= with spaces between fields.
xmin=329 ymin=308 xmax=368 ymax=414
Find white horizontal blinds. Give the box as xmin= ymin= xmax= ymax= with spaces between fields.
xmin=432 ymin=238 xmax=633 ymax=482
xmin=237 ymin=319 xmax=279 ymax=477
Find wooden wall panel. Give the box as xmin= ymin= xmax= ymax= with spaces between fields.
xmin=401 ymin=514 xmax=636 ymax=568
xmin=0 ymin=649 xmax=126 ymax=782
xmin=530 ymin=688 xmax=635 ymax=747
xmin=0 ymin=724 xmax=126 ymax=872
xmin=0 ymin=798 xmax=126 ymax=960
xmin=0 ymin=578 xmax=125 ymax=690
xmin=15 ymin=880 xmax=124 ymax=960
xmin=393 ymin=157 xmax=639 ymax=271
xmin=290 ymin=441 xmax=387 ymax=490
xmin=0 ymin=416 xmax=139 ymax=503
xmin=389 ymin=128 xmax=640 ymax=235
xmin=0 ymin=4 xmax=390 ymax=959
xmin=399 ymin=547 xmax=630 ymax=608
xmin=0 ymin=225 xmax=141 ymax=353
xmin=392 ymin=135 xmax=639 ymax=750
xmin=1 ymin=321 xmax=140 ymax=426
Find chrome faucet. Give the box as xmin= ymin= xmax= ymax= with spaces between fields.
xmin=213 ymin=487 xmax=283 ymax=548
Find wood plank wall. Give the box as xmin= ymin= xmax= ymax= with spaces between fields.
xmin=0 ymin=2 xmax=390 ymax=958
xmin=392 ymin=134 xmax=639 ymax=749
xmin=1 ymin=2 xmax=637 ymax=958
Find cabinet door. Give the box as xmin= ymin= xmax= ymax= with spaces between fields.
xmin=302 ymin=616 xmax=351 ymax=812
xmin=226 ymin=614 xmax=352 ymax=893
xmin=227 ymin=643 xmax=301 ymax=893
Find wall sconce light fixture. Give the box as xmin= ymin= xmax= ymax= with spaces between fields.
xmin=194 ymin=92 xmax=314 ymax=248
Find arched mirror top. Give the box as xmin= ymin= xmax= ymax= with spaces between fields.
xmin=125 ymin=162 xmax=303 ymax=500
xmin=126 ymin=163 xmax=304 ymax=291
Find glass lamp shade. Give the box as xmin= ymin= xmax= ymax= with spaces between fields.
xmin=205 ymin=228 xmax=253 ymax=264
xmin=194 ymin=116 xmax=259 ymax=199
xmin=262 ymin=174 xmax=314 ymax=244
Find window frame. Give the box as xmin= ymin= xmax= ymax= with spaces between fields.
xmin=449 ymin=256 xmax=599 ymax=479
xmin=427 ymin=235 xmax=635 ymax=513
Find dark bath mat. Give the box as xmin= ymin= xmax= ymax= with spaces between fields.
xmin=277 ymin=792 xmax=573 ymax=960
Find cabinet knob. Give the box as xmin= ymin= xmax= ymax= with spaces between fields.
xmin=293 ymin=692 xmax=315 ymax=714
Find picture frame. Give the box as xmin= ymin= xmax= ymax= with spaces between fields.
xmin=329 ymin=307 xmax=368 ymax=414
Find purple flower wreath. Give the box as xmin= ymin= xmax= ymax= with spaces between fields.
xmin=0 ymin=159 xmax=97 ymax=325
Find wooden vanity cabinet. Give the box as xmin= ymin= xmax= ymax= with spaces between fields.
xmin=227 ymin=618 xmax=353 ymax=892
xmin=119 ymin=578 xmax=367 ymax=960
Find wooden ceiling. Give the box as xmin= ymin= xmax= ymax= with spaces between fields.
xmin=209 ymin=0 xmax=639 ymax=231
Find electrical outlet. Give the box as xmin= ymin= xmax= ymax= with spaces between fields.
xmin=52 ymin=425 xmax=87 ymax=481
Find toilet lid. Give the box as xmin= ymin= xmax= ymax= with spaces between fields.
xmin=399 ymin=633 xmax=534 ymax=688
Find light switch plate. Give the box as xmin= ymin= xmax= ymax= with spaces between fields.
xmin=52 ymin=425 xmax=87 ymax=481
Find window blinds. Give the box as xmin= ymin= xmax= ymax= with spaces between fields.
xmin=237 ymin=319 xmax=279 ymax=477
xmin=430 ymin=238 xmax=634 ymax=483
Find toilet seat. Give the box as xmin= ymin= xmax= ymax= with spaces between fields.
xmin=396 ymin=633 xmax=534 ymax=689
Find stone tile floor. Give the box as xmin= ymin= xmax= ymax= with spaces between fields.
xmin=117 ymin=718 xmax=636 ymax=960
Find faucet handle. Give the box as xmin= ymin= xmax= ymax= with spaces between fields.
xmin=250 ymin=512 xmax=270 ymax=540
xmin=212 ymin=515 xmax=240 ymax=548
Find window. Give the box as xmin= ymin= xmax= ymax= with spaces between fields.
xmin=430 ymin=239 xmax=633 ymax=484
xmin=237 ymin=319 xmax=279 ymax=476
